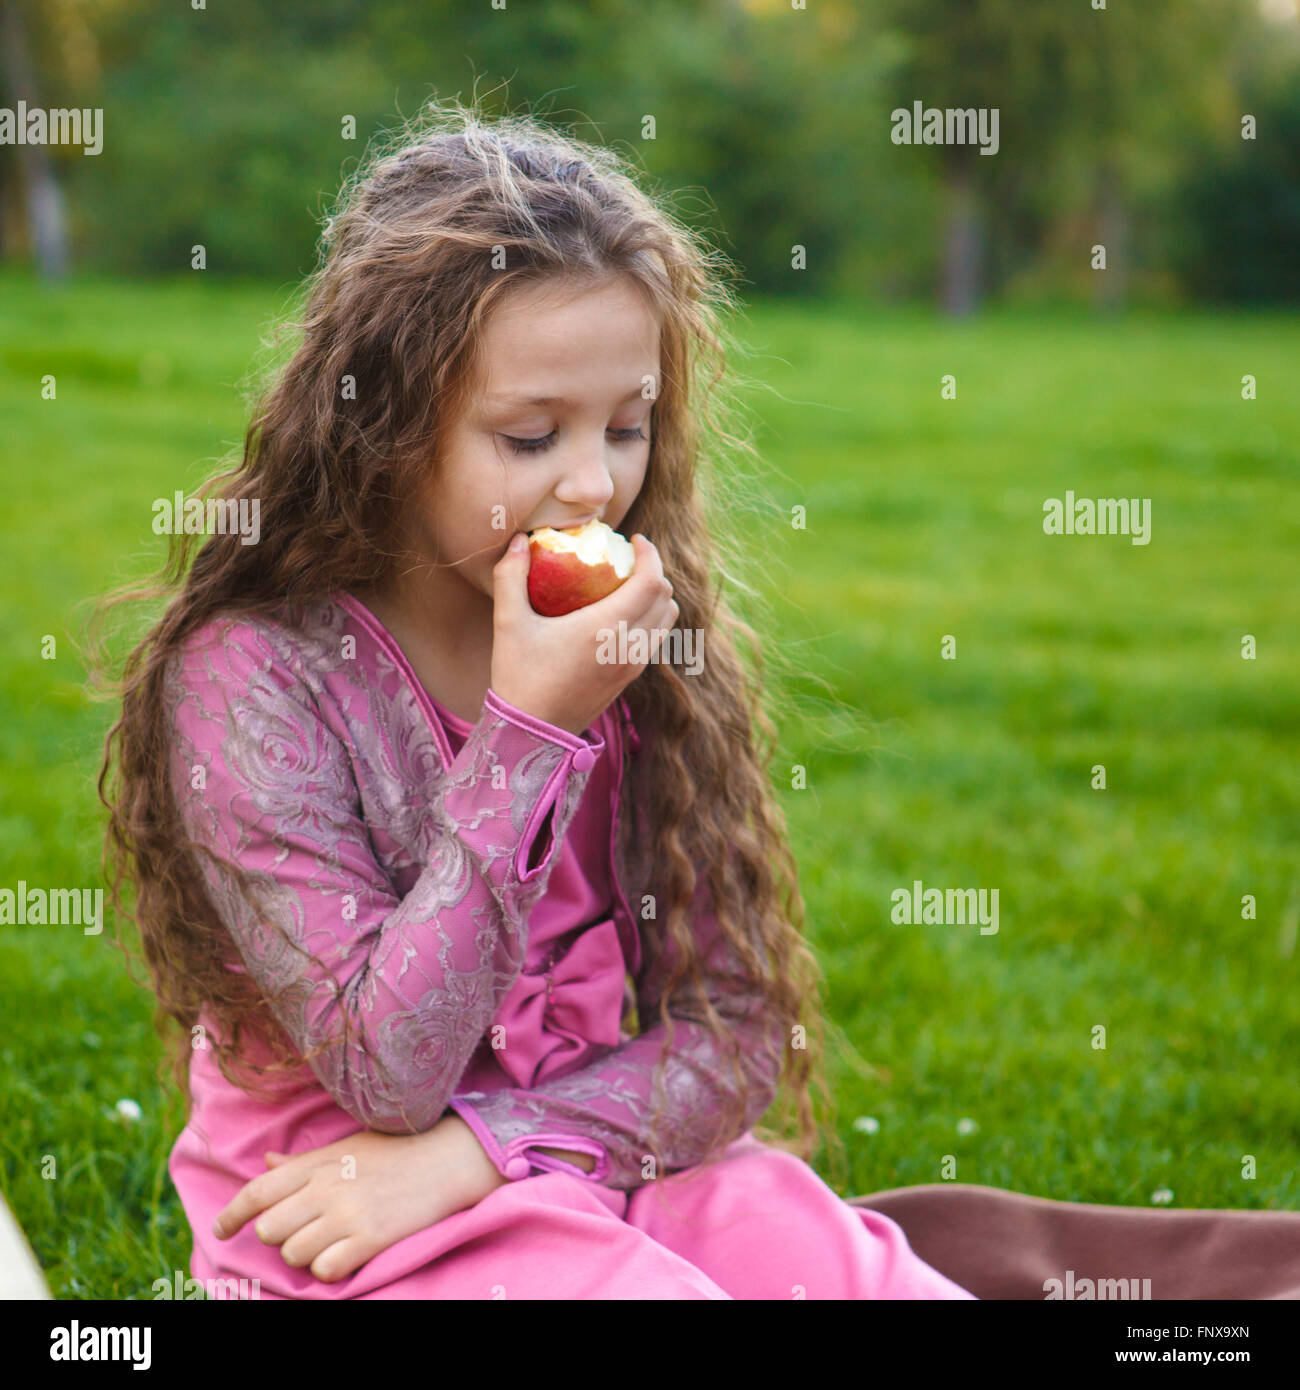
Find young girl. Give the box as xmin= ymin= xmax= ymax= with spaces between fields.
xmin=99 ymin=101 xmax=1300 ymax=1303
xmin=99 ymin=100 xmax=972 ymax=1300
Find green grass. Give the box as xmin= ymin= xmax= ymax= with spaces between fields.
xmin=1 ymin=270 xmax=1297 ymax=1297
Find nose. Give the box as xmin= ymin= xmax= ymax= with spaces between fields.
xmin=552 ymin=434 xmax=617 ymax=513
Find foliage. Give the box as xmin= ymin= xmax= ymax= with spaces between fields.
xmin=1 ymin=0 xmax=1295 ymax=302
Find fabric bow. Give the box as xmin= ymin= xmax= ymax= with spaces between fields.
xmin=491 ymin=917 xmax=628 ymax=1089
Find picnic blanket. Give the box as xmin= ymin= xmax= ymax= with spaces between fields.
xmin=849 ymin=1183 xmax=1300 ymax=1299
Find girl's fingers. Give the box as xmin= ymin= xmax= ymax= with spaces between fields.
xmin=645 ymin=599 xmax=680 ymax=652
xmin=308 ymin=1235 xmax=372 ymax=1284
xmin=627 ymin=537 xmax=664 ymax=599
xmin=278 ymin=1214 xmax=345 ymax=1271
xmin=612 ymin=600 xmax=680 ymax=676
xmin=627 ymin=586 xmax=677 ymax=633
xmin=212 ymin=1162 xmax=312 ymax=1239
xmin=631 ymin=533 xmax=663 ymax=577
xmin=250 ymin=1187 xmax=327 ymax=1248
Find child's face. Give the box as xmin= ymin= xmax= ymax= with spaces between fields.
xmin=418 ymin=274 xmax=659 ymax=603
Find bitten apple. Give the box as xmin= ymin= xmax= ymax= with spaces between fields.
xmin=527 ymin=520 xmax=636 ymax=617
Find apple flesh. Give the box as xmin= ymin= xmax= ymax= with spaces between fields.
xmin=527 ymin=520 xmax=636 ymax=617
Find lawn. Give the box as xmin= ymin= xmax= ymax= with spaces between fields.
xmin=1 ymin=270 xmax=1296 ymax=1298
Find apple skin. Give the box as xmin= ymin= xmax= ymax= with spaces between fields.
xmin=527 ymin=523 xmax=635 ymax=617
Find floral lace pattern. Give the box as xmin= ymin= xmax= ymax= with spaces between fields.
xmin=165 ymin=596 xmax=783 ymax=1189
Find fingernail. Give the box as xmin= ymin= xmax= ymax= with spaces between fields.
xmin=511 ymin=534 xmax=526 ymax=552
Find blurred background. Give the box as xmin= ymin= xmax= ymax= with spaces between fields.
xmin=4 ymin=0 xmax=1300 ymax=305
xmin=1 ymin=0 xmax=1297 ymax=1297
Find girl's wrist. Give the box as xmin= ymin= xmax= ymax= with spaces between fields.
xmin=533 ymin=1144 xmax=597 ymax=1173
xmin=434 ymin=1113 xmax=513 ymax=1201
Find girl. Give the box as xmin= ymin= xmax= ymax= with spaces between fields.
xmin=99 ymin=99 xmax=972 ymax=1300
xmin=99 ymin=100 xmax=1300 ymax=1302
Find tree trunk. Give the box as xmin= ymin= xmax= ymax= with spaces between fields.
xmin=0 ymin=1 xmax=69 ymax=279
xmin=940 ymin=158 xmax=981 ymax=316
xmin=1094 ymin=159 xmax=1129 ymax=313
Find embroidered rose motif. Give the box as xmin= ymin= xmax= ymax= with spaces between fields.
xmin=376 ymin=969 xmax=504 ymax=1095
xmin=224 ymin=667 xmax=355 ymax=848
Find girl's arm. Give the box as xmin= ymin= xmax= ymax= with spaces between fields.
xmin=531 ymin=1144 xmax=597 ymax=1172
xmin=167 ymin=615 xmax=604 ymax=1134
xmin=223 ymin=867 xmax=776 ymax=1289
xmin=448 ymin=852 xmax=786 ymax=1190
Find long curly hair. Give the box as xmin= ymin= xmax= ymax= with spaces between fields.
xmin=95 ymin=95 xmax=850 ymax=1187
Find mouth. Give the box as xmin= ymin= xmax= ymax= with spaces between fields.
xmin=532 ymin=514 xmax=602 ymax=535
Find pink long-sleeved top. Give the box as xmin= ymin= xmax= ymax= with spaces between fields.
xmin=163 ymin=592 xmax=783 ymax=1277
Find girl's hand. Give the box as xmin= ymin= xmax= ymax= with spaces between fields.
xmin=490 ymin=531 xmax=679 ymax=737
xmin=211 ymin=1114 xmax=509 ymax=1283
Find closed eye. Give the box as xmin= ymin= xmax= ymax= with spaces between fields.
xmin=504 ymin=427 xmax=647 ymax=456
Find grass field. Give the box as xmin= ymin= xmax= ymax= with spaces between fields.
xmin=1 ymin=269 xmax=1297 ymax=1298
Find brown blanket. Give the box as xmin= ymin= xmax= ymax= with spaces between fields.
xmin=848 ymin=1184 xmax=1300 ymax=1300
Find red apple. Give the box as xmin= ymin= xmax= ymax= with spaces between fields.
xmin=527 ymin=520 xmax=636 ymax=617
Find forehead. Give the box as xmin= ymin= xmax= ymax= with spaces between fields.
xmin=477 ymin=276 xmax=660 ymax=394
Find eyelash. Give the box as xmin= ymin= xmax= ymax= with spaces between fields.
xmin=503 ymin=426 xmax=647 ymax=456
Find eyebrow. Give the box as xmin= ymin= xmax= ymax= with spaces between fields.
xmin=485 ymin=385 xmax=650 ymax=409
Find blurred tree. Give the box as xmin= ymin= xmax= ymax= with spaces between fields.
xmin=5 ymin=0 xmax=1296 ymax=307
xmin=1042 ymin=0 xmax=1244 ymax=312
xmin=0 ymin=0 xmax=138 ymax=276
xmin=62 ymin=0 xmax=903 ymax=293
xmin=1169 ymin=69 xmax=1300 ymax=303
xmin=1 ymin=0 xmax=69 ymax=277
xmin=879 ymin=0 xmax=1253 ymax=315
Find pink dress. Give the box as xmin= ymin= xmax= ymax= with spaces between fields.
xmin=164 ymin=592 xmax=974 ymax=1299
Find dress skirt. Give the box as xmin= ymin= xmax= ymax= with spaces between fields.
xmin=360 ymin=1132 xmax=977 ymax=1300
xmin=201 ymin=1132 xmax=972 ymax=1300
xmin=194 ymin=1129 xmax=1300 ymax=1299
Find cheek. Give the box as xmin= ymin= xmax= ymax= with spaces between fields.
xmin=500 ymin=469 xmax=554 ymax=522
xmin=616 ymin=456 xmax=649 ymax=511
xmin=450 ymin=458 xmax=517 ymax=541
